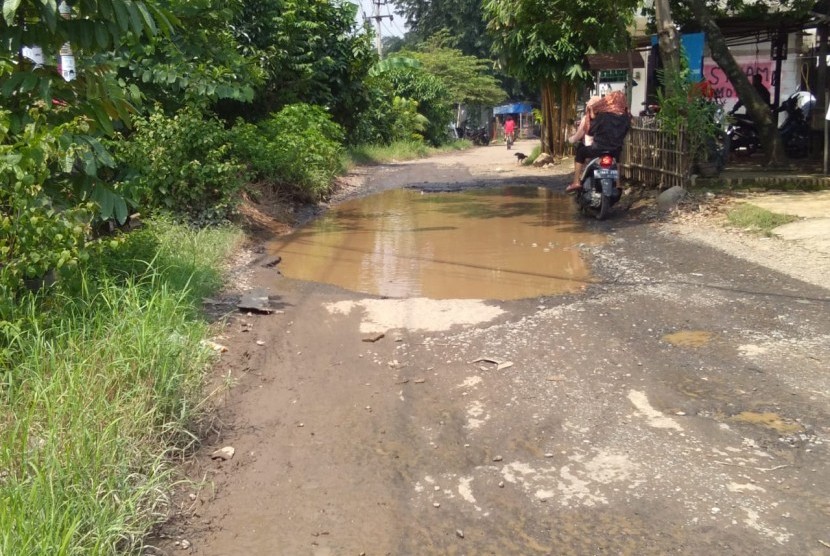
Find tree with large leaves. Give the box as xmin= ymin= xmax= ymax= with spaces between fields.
xmin=118 ymin=0 xmax=261 ymax=111
xmin=400 ymin=31 xmax=506 ymax=126
xmin=227 ymin=0 xmax=377 ymax=134
xmin=1 ymin=0 xmax=169 ymax=289
xmin=484 ymin=0 xmax=638 ymax=155
xmin=392 ymin=0 xmax=491 ymax=59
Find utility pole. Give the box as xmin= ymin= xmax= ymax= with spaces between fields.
xmin=370 ymin=0 xmax=394 ymax=57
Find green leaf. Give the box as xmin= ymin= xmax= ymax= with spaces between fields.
xmin=39 ymin=0 xmax=58 ymax=31
xmin=112 ymin=0 xmax=130 ymax=32
xmin=95 ymin=22 xmax=110 ymax=49
xmin=91 ymin=184 xmax=115 ymax=219
xmin=2 ymin=0 xmax=22 ymax=25
xmin=125 ymin=0 xmax=145 ymax=34
xmin=113 ymin=195 xmax=128 ymax=224
xmin=82 ymin=151 xmax=98 ymax=176
xmin=135 ymin=2 xmax=157 ymax=35
xmin=89 ymin=103 xmax=115 ymax=135
xmin=0 ymin=72 xmax=27 ymax=97
xmin=19 ymin=72 xmax=38 ymax=94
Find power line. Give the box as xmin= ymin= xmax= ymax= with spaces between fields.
xmin=368 ymin=0 xmax=394 ymax=56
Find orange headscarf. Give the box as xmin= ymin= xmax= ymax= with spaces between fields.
xmin=589 ymin=90 xmax=628 ymax=117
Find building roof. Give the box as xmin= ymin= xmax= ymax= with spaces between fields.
xmin=493 ymin=102 xmax=533 ymax=115
xmin=585 ymin=51 xmax=646 ymax=71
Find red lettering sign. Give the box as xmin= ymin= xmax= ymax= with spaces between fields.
xmin=703 ymin=63 xmax=773 ymax=100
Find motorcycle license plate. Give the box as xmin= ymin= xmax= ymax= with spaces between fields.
xmin=595 ymin=169 xmax=618 ymax=179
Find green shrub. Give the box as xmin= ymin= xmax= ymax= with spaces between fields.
xmin=113 ymin=106 xmax=246 ymax=225
xmin=385 ymin=67 xmax=453 ymax=147
xmin=0 ymin=109 xmax=94 ymax=294
xmin=348 ymin=74 xmax=430 ymax=146
xmin=233 ymin=103 xmax=345 ymax=202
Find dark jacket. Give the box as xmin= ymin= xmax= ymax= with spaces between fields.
xmin=590 ymin=112 xmax=631 ymax=152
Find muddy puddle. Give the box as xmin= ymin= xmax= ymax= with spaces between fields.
xmin=662 ymin=330 xmax=713 ymax=347
xmin=269 ymin=187 xmax=606 ymax=300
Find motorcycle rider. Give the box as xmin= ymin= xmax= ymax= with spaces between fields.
xmin=566 ymin=91 xmax=631 ymax=193
xmin=504 ymin=116 xmax=516 ymax=148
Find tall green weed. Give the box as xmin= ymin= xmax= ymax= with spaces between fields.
xmin=0 ymin=220 xmax=243 ymax=555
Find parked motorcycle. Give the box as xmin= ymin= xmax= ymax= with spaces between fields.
xmin=574 ymin=152 xmax=622 ymax=220
xmin=463 ymin=126 xmax=491 ymax=146
xmin=726 ymin=91 xmax=814 ymax=159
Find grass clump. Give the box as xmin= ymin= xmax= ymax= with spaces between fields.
xmin=726 ymin=203 xmax=799 ymax=235
xmin=0 ymin=219 xmax=243 ymax=554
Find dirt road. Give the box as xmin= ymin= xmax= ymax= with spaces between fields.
xmin=156 ymin=141 xmax=830 ymax=555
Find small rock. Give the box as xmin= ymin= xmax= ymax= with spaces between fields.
xmin=211 ymin=446 xmax=235 ymax=461
xmin=657 ymin=186 xmax=687 ymax=211
xmin=533 ymin=153 xmax=554 ymax=167
xmin=498 ymin=481 xmax=505 ymax=488
xmin=200 ymin=340 xmax=228 ymax=353
xmin=456 ymin=529 xmax=465 ymax=539
xmin=492 ymin=455 xmax=503 ymax=462
xmin=255 ymin=340 xmax=265 ymax=346
xmin=177 ymin=539 xmax=191 ymax=550
xmin=362 ymin=333 xmax=385 ymax=343
xmin=544 ymin=453 xmax=554 ymax=458
xmin=189 ymin=493 xmax=197 ymax=501
xmin=496 ymin=361 xmax=514 ymax=371
xmin=261 ymin=256 xmax=282 ymax=268
xmin=433 ymin=502 xmax=441 ymax=508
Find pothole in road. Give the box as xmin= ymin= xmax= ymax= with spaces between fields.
xmin=730 ymin=411 xmax=804 ymax=434
xmin=269 ymin=186 xmax=606 ymax=300
xmin=662 ymin=330 xmax=714 ymax=347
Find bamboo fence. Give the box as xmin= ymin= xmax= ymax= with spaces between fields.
xmin=621 ymin=117 xmax=692 ymax=189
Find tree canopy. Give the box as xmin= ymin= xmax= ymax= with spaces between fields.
xmin=400 ymin=32 xmax=506 ymax=108
xmin=391 ymin=0 xmax=491 ymax=59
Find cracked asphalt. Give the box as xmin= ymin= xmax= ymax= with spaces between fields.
xmin=154 ymin=141 xmax=830 ymax=556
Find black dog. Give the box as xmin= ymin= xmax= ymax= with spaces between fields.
xmin=514 ymin=152 xmax=527 ymax=164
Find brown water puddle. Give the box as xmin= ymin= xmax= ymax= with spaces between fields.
xmin=731 ymin=411 xmax=803 ymax=434
xmin=269 ymin=187 xmax=606 ymax=300
xmin=662 ymin=330 xmax=713 ymax=347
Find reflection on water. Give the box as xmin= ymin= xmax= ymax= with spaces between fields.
xmin=269 ymin=187 xmax=606 ymax=300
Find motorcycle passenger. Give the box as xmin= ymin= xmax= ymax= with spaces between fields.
xmin=566 ymin=91 xmax=631 ymax=193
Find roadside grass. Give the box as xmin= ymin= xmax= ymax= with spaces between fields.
xmin=345 ymin=139 xmax=472 ymax=167
xmin=0 ymin=219 xmax=243 ymax=554
xmin=525 ymin=144 xmax=542 ymax=165
xmin=726 ymin=203 xmax=800 ymax=235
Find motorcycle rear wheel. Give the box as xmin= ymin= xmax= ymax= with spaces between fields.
xmin=596 ymin=194 xmax=610 ymax=220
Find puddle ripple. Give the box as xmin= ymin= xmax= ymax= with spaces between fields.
xmin=270 ymin=187 xmax=605 ymax=300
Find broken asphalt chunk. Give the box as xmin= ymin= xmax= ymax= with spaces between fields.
xmin=238 ymin=291 xmax=275 ymax=314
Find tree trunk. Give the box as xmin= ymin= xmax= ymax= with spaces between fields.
xmin=688 ymin=0 xmax=787 ymax=166
xmin=654 ymin=0 xmax=681 ymax=97
xmin=812 ymin=22 xmax=828 ymax=134
xmin=541 ymin=80 xmax=555 ymax=154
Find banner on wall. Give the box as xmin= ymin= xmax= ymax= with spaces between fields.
xmin=702 ymin=62 xmax=773 ymax=101
xmin=650 ymin=32 xmax=705 ymax=80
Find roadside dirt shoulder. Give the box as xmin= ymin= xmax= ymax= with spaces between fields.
xmin=654 ymin=192 xmax=830 ymax=293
